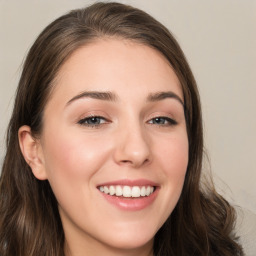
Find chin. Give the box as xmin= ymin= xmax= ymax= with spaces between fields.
xmin=99 ymin=226 xmax=156 ymax=251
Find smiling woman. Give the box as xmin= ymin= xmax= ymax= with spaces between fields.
xmin=0 ymin=2 xmax=244 ymax=256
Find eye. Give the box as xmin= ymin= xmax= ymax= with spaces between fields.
xmin=78 ymin=116 xmax=109 ymax=127
xmin=148 ymin=116 xmax=177 ymax=126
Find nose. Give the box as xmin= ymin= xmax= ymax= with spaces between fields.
xmin=113 ymin=124 xmax=152 ymax=168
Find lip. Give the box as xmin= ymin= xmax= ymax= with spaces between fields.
xmin=97 ymin=179 xmax=159 ymax=187
xmin=97 ymin=179 xmax=160 ymax=211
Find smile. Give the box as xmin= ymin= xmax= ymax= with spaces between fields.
xmin=99 ymin=185 xmax=155 ymax=198
xmin=97 ymin=179 xmax=159 ymax=211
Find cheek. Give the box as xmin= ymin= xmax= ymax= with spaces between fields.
xmin=157 ymin=133 xmax=189 ymax=178
xmin=41 ymin=127 xmax=111 ymax=189
xmin=154 ymin=132 xmax=188 ymax=206
xmin=143 ymin=132 xmax=188 ymax=229
xmin=40 ymin=128 xmax=115 ymax=222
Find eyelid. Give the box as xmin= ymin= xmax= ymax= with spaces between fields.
xmin=76 ymin=110 xmax=110 ymax=122
xmin=147 ymin=116 xmax=177 ymax=125
xmin=146 ymin=110 xmax=178 ymax=126
xmin=77 ymin=115 xmax=110 ymax=128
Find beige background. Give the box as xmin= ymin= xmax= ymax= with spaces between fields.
xmin=0 ymin=0 xmax=256 ymax=215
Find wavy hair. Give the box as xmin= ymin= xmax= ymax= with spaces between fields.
xmin=0 ymin=2 xmax=243 ymax=255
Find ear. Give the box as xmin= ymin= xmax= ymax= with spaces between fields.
xmin=18 ymin=125 xmax=48 ymax=180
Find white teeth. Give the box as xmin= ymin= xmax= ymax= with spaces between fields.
xmin=116 ymin=185 xmax=122 ymax=196
xmin=131 ymin=186 xmax=140 ymax=197
xmin=99 ymin=185 xmax=155 ymax=198
xmin=140 ymin=186 xmax=146 ymax=196
xmin=109 ymin=185 xmax=115 ymax=195
xmin=123 ymin=186 xmax=132 ymax=197
xmin=103 ymin=186 xmax=109 ymax=194
xmin=146 ymin=186 xmax=151 ymax=196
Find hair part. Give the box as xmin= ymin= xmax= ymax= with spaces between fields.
xmin=0 ymin=2 xmax=243 ymax=256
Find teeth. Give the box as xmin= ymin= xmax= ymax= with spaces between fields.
xmin=99 ymin=185 xmax=155 ymax=197
xmin=131 ymin=186 xmax=140 ymax=198
xmin=116 ymin=185 xmax=122 ymax=196
xmin=103 ymin=186 xmax=109 ymax=194
xmin=146 ymin=186 xmax=151 ymax=196
xmin=123 ymin=186 xmax=132 ymax=197
xmin=109 ymin=185 xmax=115 ymax=196
xmin=140 ymin=186 xmax=146 ymax=196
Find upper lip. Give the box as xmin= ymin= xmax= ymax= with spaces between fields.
xmin=97 ymin=179 xmax=159 ymax=187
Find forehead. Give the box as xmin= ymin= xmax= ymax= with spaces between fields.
xmin=48 ymin=38 xmax=183 ymax=106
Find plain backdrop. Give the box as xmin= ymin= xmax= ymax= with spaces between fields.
xmin=0 ymin=0 xmax=255 ymax=214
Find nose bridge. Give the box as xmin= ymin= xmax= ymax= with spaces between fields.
xmin=114 ymin=117 xmax=151 ymax=167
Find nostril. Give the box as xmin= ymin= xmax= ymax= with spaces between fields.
xmin=119 ymin=157 xmax=150 ymax=167
xmin=143 ymin=159 xmax=150 ymax=164
xmin=120 ymin=159 xmax=133 ymax=164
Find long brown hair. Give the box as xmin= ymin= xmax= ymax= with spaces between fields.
xmin=0 ymin=2 xmax=243 ymax=255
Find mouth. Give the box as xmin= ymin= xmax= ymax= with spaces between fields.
xmin=97 ymin=179 xmax=159 ymax=210
xmin=98 ymin=185 xmax=155 ymax=198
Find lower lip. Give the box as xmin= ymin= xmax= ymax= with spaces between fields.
xmin=99 ymin=188 xmax=159 ymax=211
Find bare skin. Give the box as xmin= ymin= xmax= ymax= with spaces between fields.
xmin=19 ymin=38 xmax=188 ymax=255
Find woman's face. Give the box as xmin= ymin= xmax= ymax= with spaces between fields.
xmin=38 ymin=39 xmax=188 ymax=254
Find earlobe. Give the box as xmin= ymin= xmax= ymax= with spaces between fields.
xmin=18 ymin=125 xmax=48 ymax=180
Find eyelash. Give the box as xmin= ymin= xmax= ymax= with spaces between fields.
xmin=77 ymin=115 xmax=177 ymax=128
xmin=78 ymin=116 xmax=109 ymax=128
xmin=147 ymin=116 xmax=177 ymax=126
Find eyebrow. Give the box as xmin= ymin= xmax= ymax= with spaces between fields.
xmin=147 ymin=91 xmax=184 ymax=106
xmin=66 ymin=90 xmax=184 ymax=106
xmin=66 ymin=91 xmax=117 ymax=106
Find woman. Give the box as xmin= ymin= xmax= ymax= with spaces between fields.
xmin=0 ymin=2 xmax=243 ymax=256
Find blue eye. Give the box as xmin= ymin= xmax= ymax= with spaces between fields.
xmin=148 ymin=117 xmax=177 ymax=126
xmin=78 ymin=116 xmax=108 ymax=127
